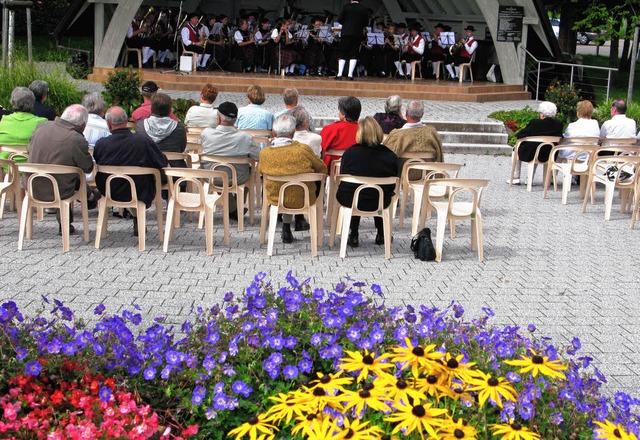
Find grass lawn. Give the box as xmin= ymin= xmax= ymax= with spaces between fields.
xmin=581 ymin=54 xmax=640 ymax=103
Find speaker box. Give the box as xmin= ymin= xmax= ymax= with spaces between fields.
xmin=227 ymin=59 xmax=243 ymax=73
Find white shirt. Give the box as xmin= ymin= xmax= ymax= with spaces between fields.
xmin=271 ymin=28 xmax=292 ymax=41
xmin=293 ymin=130 xmax=322 ymax=157
xmin=184 ymin=103 xmax=218 ymax=128
xmin=181 ymin=25 xmax=200 ymax=47
xmin=558 ymin=118 xmax=600 ymax=159
xmin=408 ymin=35 xmax=425 ymax=55
xmin=600 ymin=114 xmax=637 ymax=139
xmin=464 ymin=36 xmax=478 ymax=55
xmin=401 ymin=121 xmax=424 ymax=129
xmin=83 ymin=113 xmax=110 ymax=147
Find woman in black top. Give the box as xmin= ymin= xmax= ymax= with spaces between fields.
xmin=336 ymin=116 xmax=399 ymax=247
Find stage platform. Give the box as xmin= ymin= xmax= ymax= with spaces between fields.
xmin=88 ymin=68 xmax=531 ymax=103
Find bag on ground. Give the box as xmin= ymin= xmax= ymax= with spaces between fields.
xmin=410 ymin=227 xmax=436 ymax=261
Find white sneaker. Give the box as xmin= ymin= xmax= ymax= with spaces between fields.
xmin=506 ymin=178 xmax=521 ymax=185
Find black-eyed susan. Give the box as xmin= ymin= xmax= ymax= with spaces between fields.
xmin=227 ymin=413 xmax=278 ymax=440
xmin=291 ymin=412 xmax=324 ymax=437
xmin=264 ymin=391 xmax=311 ymax=425
xmin=441 ymin=353 xmax=478 ymax=383
xmin=468 ymin=371 xmax=517 ymax=408
xmin=490 ymin=421 xmax=541 ymax=440
xmin=337 ymin=418 xmax=384 ymax=440
xmin=300 ymin=384 xmax=344 ymax=413
xmin=390 ymin=338 xmax=442 ymax=379
xmin=383 ymin=400 xmax=448 ymax=439
xmin=594 ymin=420 xmax=639 ymax=440
xmin=375 ymin=375 xmax=426 ymax=407
xmin=447 ymin=382 xmax=475 ymax=406
xmin=415 ymin=373 xmax=450 ymax=401
xmin=310 ymin=371 xmax=354 ymax=393
xmin=503 ymin=348 xmax=568 ymax=380
xmin=339 ymin=349 xmax=394 ymax=382
xmin=305 ymin=416 xmax=341 ymax=440
xmin=438 ymin=417 xmax=478 ymax=440
xmin=342 ymin=381 xmax=391 ymax=415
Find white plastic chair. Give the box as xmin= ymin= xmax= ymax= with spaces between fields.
xmin=458 ymin=51 xmax=476 ymax=83
xmin=543 ymin=144 xmax=598 ymax=205
xmin=422 ymin=178 xmax=489 ymax=262
xmin=509 ymin=136 xmax=562 ymax=191
xmin=259 ymin=173 xmax=326 ymax=257
xmin=0 ymin=158 xmax=22 ymax=219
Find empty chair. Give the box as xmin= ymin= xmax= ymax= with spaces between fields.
xmin=421 ymin=178 xmax=489 ymax=262
xmin=458 ymin=51 xmax=476 ymax=83
xmin=259 ymin=173 xmax=326 ymax=257
xmin=94 ymin=166 xmax=164 ymax=252
xmin=163 ymin=168 xmax=230 ymax=255
xmin=543 ymin=144 xmax=598 ymax=204
xmin=393 ymin=150 xmax=438 ymax=220
xmin=509 ymin=136 xmax=562 ymax=191
xmin=17 ymin=164 xmax=90 ymax=252
xmin=0 ymin=158 xmax=22 ymax=219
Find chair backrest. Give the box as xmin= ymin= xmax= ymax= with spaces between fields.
xmin=399 ymin=151 xmax=437 ymax=161
xmin=514 ymin=136 xmax=562 ymax=147
xmin=185 ymin=142 xmax=203 ymax=154
xmin=424 ymin=178 xmax=489 ymax=217
xmin=241 ymin=129 xmax=272 ymax=138
xmin=560 ymin=137 xmax=600 ymax=145
xmin=17 ymin=163 xmax=85 ymax=205
xmin=95 ymin=165 xmax=162 ymax=205
xmin=185 ymin=126 xmax=206 ymax=135
xmin=1 ymin=145 xmax=28 ymax=155
xmin=262 ymin=173 xmax=327 ymax=211
xmin=253 ymin=136 xmax=270 ymax=149
xmin=186 ymin=132 xmax=202 ymax=144
xmin=325 ymin=149 xmax=345 ymax=158
xmin=163 ymin=167 xmax=229 ymax=210
xmin=549 ymin=144 xmax=598 ymax=172
xmin=404 ymin=162 xmax=463 ymax=186
xmin=591 ymin=155 xmax=640 ymax=187
xmin=164 ymin=152 xmax=194 ymax=168
xmin=0 ymin=158 xmax=19 ymax=185
xmin=595 ymin=145 xmax=640 ymax=156
xmin=599 ymin=138 xmax=638 ymax=147
xmin=335 ymin=175 xmax=399 ymax=214
xmin=200 ymin=154 xmax=256 ymax=189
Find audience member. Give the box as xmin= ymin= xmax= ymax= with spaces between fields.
xmin=135 ymin=93 xmax=186 ymax=167
xmin=131 ymin=81 xmax=179 ymax=123
xmin=199 ymin=101 xmax=260 ymax=218
xmin=558 ymin=100 xmax=600 ymax=159
xmin=93 ymin=107 xmax=168 ymax=236
xmin=29 ymin=80 xmax=56 ymax=121
xmin=291 ymin=106 xmax=322 ymax=157
xmin=373 ymin=95 xmax=406 ymax=134
xmin=236 ymin=85 xmax=273 ymax=130
xmin=336 ymin=116 xmax=398 ymax=247
xmin=184 ymin=83 xmax=219 ymax=128
xmin=0 ymin=87 xmax=47 ymax=148
xmin=274 ymin=88 xmax=315 ymax=131
xmin=258 ymin=114 xmax=327 ymax=243
xmin=320 ymin=96 xmax=361 ymax=166
xmin=82 ymin=92 xmax=110 ymax=147
xmin=384 ymin=100 xmax=443 ymax=162
xmin=508 ymin=101 xmax=563 ymax=185
xmin=27 ymin=104 xmax=98 ymax=233
xmin=600 ymin=99 xmax=637 ymax=139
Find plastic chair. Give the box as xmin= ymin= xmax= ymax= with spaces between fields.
xmin=199 ymin=154 xmax=257 ymax=232
xmin=163 ymin=168 xmax=230 ymax=255
xmin=121 ymin=42 xmax=156 ymax=68
xmin=240 ymin=129 xmax=273 ymax=139
xmin=433 ymin=60 xmax=446 ymax=80
xmin=401 ymin=162 xmax=463 ymax=236
xmin=0 ymin=158 xmax=22 ymax=219
xmin=17 ymin=164 xmax=90 ymax=253
xmin=543 ymin=144 xmax=598 ymax=205
xmin=422 ymin=178 xmax=489 ymax=262
xmin=185 ymin=126 xmax=206 ymax=135
xmin=328 ymin=175 xmax=399 ymax=259
xmin=180 ymin=41 xmax=198 ymax=72
xmin=599 ymin=138 xmax=639 ymax=147
xmin=408 ymin=58 xmax=422 ymax=80
xmin=394 ymin=151 xmax=438 ymax=219
xmin=186 ymin=132 xmax=202 ymax=144
xmin=560 ymin=137 xmax=600 ymax=146
xmin=325 ymin=158 xmax=342 ymax=221
xmin=259 ymin=173 xmax=326 ymax=257
xmin=94 ymin=166 xmax=164 ymax=252
xmin=458 ymin=51 xmax=476 ymax=83
xmin=509 ymin=136 xmax=562 ymax=191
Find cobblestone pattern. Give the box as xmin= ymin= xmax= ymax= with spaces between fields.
xmin=1 ymin=153 xmax=638 ymax=396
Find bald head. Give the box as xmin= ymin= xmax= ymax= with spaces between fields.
xmin=105 ymin=106 xmax=129 ymax=131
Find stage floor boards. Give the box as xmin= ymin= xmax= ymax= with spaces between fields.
xmin=89 ymin=68 xmax=531 ymax=103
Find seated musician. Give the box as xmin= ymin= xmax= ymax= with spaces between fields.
xmin=254 ymin=18 xmax=272 ymax=73
xmin=205 ymin=15 xmax=229 ymax=68
xmin=126 ymin=9 xmax=157 ymax=67
xmin=305 ymin=18 xmax=327 ymax=76
xmin=429 ymin=23 xmax=447 ymax=78
xmin=391 ymin=23 xmax=409 ymax=78
xmin=181 ymin=13 xmax=211 ymax=70
xmin=397 ymin=23 xmax=425 ymax=79
xmin=154 ymin=10 xmax=176 ymax=67
xmin=233 ymin=19 xmax=257 ymax=72
xmin=270 ymin=19 xmax=297 ymax=76
xmin=446 ymin=25 xmax=477 ymax=81
xmin=381 ymin=23 xmax=398 ymax=78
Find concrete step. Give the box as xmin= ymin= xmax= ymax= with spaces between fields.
xmin=428 ymin=121 xmax=506 ymax=134
xmin=438 ymin=131 xmax=508 ymax=144
xmin=443 ymin=142 xmax=512 ymax=155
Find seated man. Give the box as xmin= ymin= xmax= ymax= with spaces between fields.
xmin=131 ymin=81 xmax=179 ymax=123
xmin=27 ymin=104 xmax=99 ymax=233
xmin=259 ymin=114 xmax=327 ymax=243
xmin=600 ymin=99 xmax=637 ymax=139
xmin=0 ymin=87 xmax=47 ymax=148
xmin=200 ymin=101 xmax=260 ymax=218
xmin=384 ymin=100 xmax=444 ymax=162
xmin=320 ymin=96 xmax=361 ymax=166
xmin=135 ymin=93 xmax=187 ymax=167
xmin=236 ymin=85 xmax=273 ymax=130
xmin=274 ymin=88 xmax=315 ymax=131
xmin=446 ymin=25 xmax=477 ymax=81
xmin=93 ymin=107 xmax=168 ymax=235
xmin=82 ymin=92 xmax=110 ymax=147
xmin=184 ymin=83 xmax=219 ymax=128
xmin=29 ymin=80 xmax=56 ymax=121
xmin=181 ymin=13 xmax=213 ymax=70
xmin=291 ymin=106 xmax=321 ymax=158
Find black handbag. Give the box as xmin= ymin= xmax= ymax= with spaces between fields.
xmin=410 ymin=227 xmax=436 ymax=261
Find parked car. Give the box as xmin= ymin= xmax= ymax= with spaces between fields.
xmin=577 ymin=30 xmax=600 ymax=45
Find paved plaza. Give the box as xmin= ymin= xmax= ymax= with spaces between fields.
xmin=0 ymin=83 xmax=638 ymax=397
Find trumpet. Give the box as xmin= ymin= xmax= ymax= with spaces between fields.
xmin=141 ymin=6 xmax=155 ymax=24
xmin=449 ymin=39 xmax=465 ymax=55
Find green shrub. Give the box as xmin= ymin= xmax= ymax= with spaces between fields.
xmin=173 ymin=98 xmax=198 ymax=123
xmin=102 ymin=69 xmax=142 ymax=116
xmin=489 ymin=106 xmax=540 ymax=146
xmin=0 ymin=61 xmax=83 ymax=115
xmin=545 ymin=82 xmax=580 ymax=124
xmin=593 ymin=98 xmax=640 ymax=128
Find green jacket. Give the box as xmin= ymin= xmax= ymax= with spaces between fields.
xmin=0 ymin=112 xmax=47 ymax=146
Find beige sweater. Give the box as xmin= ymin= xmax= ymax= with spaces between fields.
xmin=384 ymin=125 xmax=444 ymax=162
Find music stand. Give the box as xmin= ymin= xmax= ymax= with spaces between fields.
xmin=421 ymin=31 xmax=432 ymax=43
xmin=440 ymin=32 xmax=455 ymax=46
xmin=367 ymin=32 xmax=384 ymax=46
xmin=319 ymin=25 xmax=332 ymax=43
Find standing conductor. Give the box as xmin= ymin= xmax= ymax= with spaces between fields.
xmin=335 ymin=0 xmax=370 ymax=80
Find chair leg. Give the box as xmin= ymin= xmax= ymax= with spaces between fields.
xmin=543 ymin=167 xmax=552 ymax=199
xmin=309 ymin=208 xmax=318 ymax=257
xmin=410 ymin=186 xmax=424 ymax=237
xmin=383 ymin=211 xmax=392 ymax=259
xmin=17 ymin=197 xmax=29 ymax=250
xmin=94 ymin=199 xmax=106 ymax=249
xmin=81 ymin=201 xmax=90 ymax=245
xmin=435 ymin=209 xmax=447 ymax=262
xmin=60 ymin=202 xmax=70 ymax=253
xmin=328 ymin=205 xmax=339 ymax=249
xmin=0 ymin=192 xmax=6 ymax=219
xmin=316 ymin=201 xmax=323 ymax=248
xmin=155 ymin=196 xmax=164 ymax=242
xmin=163 ymin=200 xmax=175 ymax=252
xmin=582 ymin=176 xmax=593 ymax=213
xmin=339 ymin=209 xmax=352 ymax=258
xmin=259 ymin=198 xmax=269 ymax=245
xmin=266 ymin=205 xmax=279 ymax=256
xmin=138 ymin=203 xmax=146 ymax=252
xmin=471 ymin=218 xmax=477 ymax=251
xmin=205 ymin=206 xmax=214 ymax=255
xmin=475 ymin=211 xmax=484 ymax=262
xmin=398 ymin=186 xmax=409 ymax=228
xmin=527 ymin=162 xmax=535 ymax=192
xmin=561 ymin=171 xmax=572 ymax=205
xmin=237 ymin=190 xmax=245 ymax=232
xmin=221 ymin=196 xmax=230 ymax=247
xmin=604 ymin=184 xmax=615 ymax=220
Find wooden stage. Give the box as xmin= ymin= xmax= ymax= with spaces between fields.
xmin=88 ymin=68 xmax=531 ymax=103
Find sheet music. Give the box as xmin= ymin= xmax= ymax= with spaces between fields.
xmin=319 ymin=25 xmax=334 ymax=43
xmin=297 ymin=29 xmax=309 ymax=39
xmin=367 ymin=32 xmax=384 ymax=45
xmin=440 ymin=32 xmax=455 ymax=45
xmin=421 ymin=31 xmax=432 ymax=43
xmin=393 ymin=34 xmax=404 ymax=48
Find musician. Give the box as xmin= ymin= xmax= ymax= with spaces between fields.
xmin=126 ymin=10 xmax=157 ymax=67
xmin=211 ymin=15 xmax=231 ymax=42
xmin=233 ymin=19 xmax=257 ymax=72
xmin=271 ymin=19 xmax=297 ymax=76
xmin=153 ymin=9 xmax=175 ymax=67
xmin=446 ymin=25 xmax=477 ymax=81
xmin=254 ymin=18 xmax=272 ymax=73
xmin=429 ymin=23 xmax=447 ymax=78
xmin=181 ymin=13 xmax=211 ymax=70
xmin=304 ymin=19 xmax=326 ymax=76
xmin=396 ymin=23 xmax=425 ymax=79
xmin=334 ymin=0 xmax=369 ymax=80
xmin=380 ymin=23 xmax=398 ymax=77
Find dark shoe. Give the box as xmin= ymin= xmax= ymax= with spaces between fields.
xmin=58 ymin=224 xmax=76 ymax=236
xmin=294 ymin=215 xmax=310 ymax=231
xmin=277 ymin=213 xmax=283 ymax=223
xmin=281 ymin=223 xmax=293 ymax=244
xmin=347 ymin=233 xmax=359 ymax=247
xmin=375 ymin=233 xmax=394 ymax=245
xmin=133 ymin=218 xmax=138 ymax=237
xmin=347 ymin=76 xmax=354 ymax=81
xmin=87 ymin=189 xmax=101 ymax=210
xmin=334 ymin=75 xmax=343 ymax=80
xmin=230 ymin=207 xmax=248 ymax=222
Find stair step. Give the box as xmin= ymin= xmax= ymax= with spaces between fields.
xmin=438 ymin=131 xmax=508 ymax=144
xmin=428 ymin=121 xmax=506 ymax=133
xmin=443 ymin=142 xmax=512 ymax=155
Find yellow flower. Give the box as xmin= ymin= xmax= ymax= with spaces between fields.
xmin=309 ymin=371 xmax=354 ymax=393
xmin=438 ymin=417 xmax=478 ymax=440
xmin=468 ymin=371 xmax=517 ymax=408
xmin=503 ymin=349 xmax=568 ymax=379
xmin=375 ymin=375 xmax=426 ymax=407
xmin=337 ymin=418 xmax=384 ymax=440
xmin=227 ymin=414 xmax=278 ymax=440
xmin=264 ymin=391 xmax=311 ymax=425
xmin=490 ymin=421 xmax=541 ymax=440
xmin=300 ymin=384 xmax=344 ymax=413
xmin=341 ymin=382 xmax=391 ymax=415
xmin=447 ymin=382 xmax=475 ymax=405
xmin=339 ymin=349 xmax=394 ymax=382
xmin=414 ymin=373 xmax=450 ymax=401
xmin=594 ymin=420 xmax=639 ymax=440
xmin=291 ymin=412 xmax=324 ymax=437
xmin=305 ymin=416 xmax=341 ymax=440
xmin=384 ymin=400 xmax=448 ymax=439
xmin=441 ymin=353 xmax=477 ymax=383
xmin=390 ymin=338 xmax=441 ymax=378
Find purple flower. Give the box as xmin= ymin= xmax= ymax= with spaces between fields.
xmin=527 ymin=324 xmax=536 ymax=332
xmin=371 ymin=284 xmax=382 ymax=296
xmin=298 ymin=358 xmax=313 ymax=373
xmin=99 ymin=386 xmax=112 ymax=402
xmin=165 ymin=350 xmax=181 ymax=365
xmin=94 ymin=304 xmax=106 ymax=315
xmin=453 ymin=304 xmax=464 ymax=318
xmin=222 ymin=364 xmax=236 ymax=377
xmin=214 ymin=382 xmax=225 ymax=394
xmin=144 ymin=367 xmax=156 ymax=380
xmin=192 ymin=385 xmax=207 ymax=405
xmin=283 ymin=365 xmax=299 ymax=380
xmin=310 ymin=333 xmax=323 ymax=346
xmin=203 ymin=357 xmax=216 ymax=371
xmin=161 ymin=366 xmax=172 ymax=379
xmin=506 ymin=372 xmax=521 ymax=383
xmin=482 ymin=307 xmax=495 ymax=317
xmin=223 ymin=291 xmax=233 ymax=302
xmin=550 ymin=412 xmax=564 ymax=425
xmin=266 ymin=309 xmax=278 ymax=324
xmin=232 ymin=381 xmax=252 ymax=398
xmin=518 ymin=402 xmax=535 ymax=420
xmin=93 ymin=343 xmax=105 ymax=356
xmin=313 ymin=288 xmax=325 ymax=301
xmin=254 ymin=272 xmax=267 ymax=282
xmin=242 ymin=321 xmax=254 ymax=332
xmin=213 ymin=393 xmax=228 ymax=410
xmin=25 ymin=361 xmax=42 ymax=376
xmin=393 ymin=326 xmax=409 ymax=342
xmin=284 ymin=336 xmax=297 ymax=349
xmin=346 ymin=326 xmax=361 ymax=342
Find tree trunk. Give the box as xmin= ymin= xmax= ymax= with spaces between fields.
xmin=558 ymin=2 xmax=577 ymax=54
xmin=619 ymin=38 xmax=630 ymax=72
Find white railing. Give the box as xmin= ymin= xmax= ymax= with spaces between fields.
xmin=521 ymin=46 xmax=616 ymax=101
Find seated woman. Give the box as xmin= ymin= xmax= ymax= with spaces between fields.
xmin=0 ymin=87 xmax=47 ymax=163
xmin=508 ymin=101 xmax=563 ymax=184
xmin=233 ymin=19 xmax=257 ymax=72
xmin=270 ymin=19 xmax=297 ymax=76
xmin=336 ymin=116 xmax=399 ymax=247
xmin=373 ymin=95 xmax=406 ymax=134
xmin=236 ymin=85 xmax=274 ymax=130
xmin=184 ymin=83 xmax=219 ymax=128
xmin=558 ymin=100 xmax=600 ymax=159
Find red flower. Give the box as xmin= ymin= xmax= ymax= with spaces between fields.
xmin=182 ymin=424 xmax=199 ymax=437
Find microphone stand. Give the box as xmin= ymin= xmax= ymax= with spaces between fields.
xmin=170 ymin=1 xmax=185 ymax=73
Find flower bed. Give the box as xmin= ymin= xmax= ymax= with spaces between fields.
xmin=1 ymin=272 xmax=639 ymax=439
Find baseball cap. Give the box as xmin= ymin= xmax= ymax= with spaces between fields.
xmin=141 ymin=81 xmax=159 ymax=93
xmin=217 ymin=101 xmax=238 ymax=118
